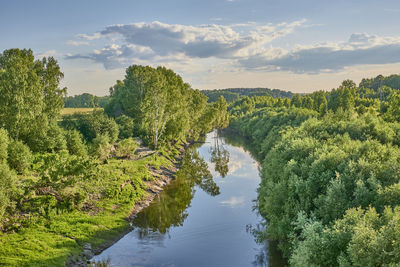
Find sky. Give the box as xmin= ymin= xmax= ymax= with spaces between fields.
xmin=2 ymin=0 xmax=400 ymax=95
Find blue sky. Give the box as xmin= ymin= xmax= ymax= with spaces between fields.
xmin=2 ymin=0 xmax=400 ymax=95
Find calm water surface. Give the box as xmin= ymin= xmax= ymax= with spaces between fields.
xmin=92 ymin=131 xmax=284 ymax=267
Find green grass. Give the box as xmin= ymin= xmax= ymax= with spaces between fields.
xmin=0 ymin=152 xmax=174 ymax=266
xmin=61 ymin=108 xmax=102 ymax=115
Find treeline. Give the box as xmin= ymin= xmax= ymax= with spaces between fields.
xmin=202 ymin=87 xmax=293 ymax=103
xmin=229 ymin=77 xmax=400 ymax=266
xmin=0 ymin=48 xmax=227 ymax=266
xmin=64 ymin=93 xmax=109 ymax=108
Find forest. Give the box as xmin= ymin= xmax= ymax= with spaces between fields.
xmin=229 ymin=77 xmax=400 ymax=266
xmin=0 ymin=49 xmax=228 ymax=266
xmin=202 ymin=87 xmax=293 ymax=103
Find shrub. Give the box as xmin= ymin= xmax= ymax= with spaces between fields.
xmin=7 ymin=140 xmax=33 ymax=174
xmin=64 ymin=130 xmax=87 ymax=157
xmin=116 ymin=115 xmax=134 ymax=139
xmin=91 ymin=134 xmax=111 ymax=161
xmin=0 ymin=163 xmax=15 ymax=221
xmin=61 ymin=110 xmax=119 ymax=143
xmin=0 ymin=128 xmax=9 ymax=163
xmin=43 ymin=122 xmax=67 ymax=152
xmin=115 ymin=138 xmax=137 ymax=159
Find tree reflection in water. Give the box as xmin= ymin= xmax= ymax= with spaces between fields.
xmin=210 ymin=131 xmax=230 ymax=178
xmin=131 ymin=147 xmax=220 ymax=239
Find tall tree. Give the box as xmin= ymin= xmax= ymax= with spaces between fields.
xmin=0 ymin=49 xmax=66 ymax=150
xmin=106 ymin=65 xmax=214 ymax=147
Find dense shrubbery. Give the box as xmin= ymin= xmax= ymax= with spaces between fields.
xmin=7 ymin=140 xmax=33 ymax=174
xmin=61 ymin=109 xmax=119 ymax=143
xmin=230 ymin=78 xmax=400 ymax=266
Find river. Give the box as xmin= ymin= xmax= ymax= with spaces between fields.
xmin=92 ymin=131 xmax=284 ymax=267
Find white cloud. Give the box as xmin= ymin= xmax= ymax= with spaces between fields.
xmin=67 ymin=20 xmax=306 ymax=69
xmin=36 ymin=50 xmax=57 ymax=58
xmin=77 ymin=32 xmax=101 ymax=40
xmin=239 ymin=33 xmax=400 ymax=74
xmin=67 ymin=40 xmax=89 ymax=46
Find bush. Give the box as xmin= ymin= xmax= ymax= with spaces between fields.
xmin=0 ymin=128 xmax=9 ymax=163
xmin=61 ymin=110 xmax=119 ymax=143
xmin=7 ymin=140 xmax=33 ymax=174
xmin=116 ymin=115 xmax=134 ymax=139
xmin=43 ymin=122 xmax=67 ymax=152
xmin=0 ymin=163 xmax=15 ymax=221
xmin=90 ymin=134 xmax=111 ymax=161
xmin=64 ymin=130 xmax=87 ymax=157
xmin=115 ymin=138 xmax=137 ymax=159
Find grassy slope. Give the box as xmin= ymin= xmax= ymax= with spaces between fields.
xmin=0 ymin=153 xmax=173 ymax=267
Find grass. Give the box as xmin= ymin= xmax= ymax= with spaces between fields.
xmin=0 ymin=151 xmax=174 ymax=267
xmin=61 ymin=108 xmax=103 ymax=115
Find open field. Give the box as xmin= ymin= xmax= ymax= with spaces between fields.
xmin=61 ymin=108 xmax=103 ymax=115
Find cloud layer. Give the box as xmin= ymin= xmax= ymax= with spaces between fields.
xmin=66 ymin=20 xmax=305 ymax=69
xmin=240 ymin=33 xmax=400 ymax=73
xmin=66 ymin=22 xmax=400 ymax=74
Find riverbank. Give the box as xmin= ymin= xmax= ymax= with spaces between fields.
xmin=0 ymin=141 xmax=190 ymax=267
xmin=68 ymin=142 xmax=189 ymax=267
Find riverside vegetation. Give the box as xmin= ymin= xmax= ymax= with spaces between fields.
xmin=2 ymin=47 xmax=400 ymax=267
xmin=228 ymin=77 xmax=400 ymax=266
xmin=0 ymin=49 xmax=228 ymax=266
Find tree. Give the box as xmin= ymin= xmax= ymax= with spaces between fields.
xmin=385 ymin=91 xmax=400 ymax=122
xmin=64 ymin=130 xmax=87 ymax=157
xmin=61 ymin=110 xmax=119 ymax=143
xmin=115 ymin=115 xmax=134 ymax=139
xmin=0 ymin=49 xmax=66 ymax=151
xmin=7 ymin=140 xmax=33 ymax=174
xmin=213 ymin=96 xmax=229 ymax=129
xmin=0 ymin=128 xmax=9 ymax=164
xmin=291 ymin=94 xmax=302 ymax=108
xmin=106 ymin=65 xmax=213 ymax=147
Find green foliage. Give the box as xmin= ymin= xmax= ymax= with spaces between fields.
xmin=230 ymin=88 xmax=400 ymax=265
xmin=115 ymin=138 xmax=137 ymax=159
xmin=61 ymin=110 xmax=119 ymax=143
xmin=7 ymin=140 xmax=33 ymax=174
xmin=213 ymin=96 xmax=230 ymax=129
xmin=90 ymin=134 xmax=112 ymax=161
xmin=64 ymin=130 xmax=87 ymax=157
xmin=0 ymin=163 xmax=16 ymax=222
xmin=0 ymin=48 xmax=65 ymax=151
xmin=0 ymin=128 xmax=9 ymax=163
xmin=385 ymin=91 xmax=400 ymax=122
xmin=64 ymin=93 xmax=109 ymax=108
xmin=202 ymin=87 xmax=293 ymax=103
xmin=115 ymin=115 xmax=134 ymax=139
xmin=105 ymin=65 xmax=219 ymax=147
xmin=42 ymin=122 xmax=68 ymax=153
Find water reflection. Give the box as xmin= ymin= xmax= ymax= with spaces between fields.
xmin=93 ymin=131 xmax=285 ymax=267
xmin=210 ymin=131 xmax=230 ymax=178
xmin=132 ymin=148 xmax=220 ymax=239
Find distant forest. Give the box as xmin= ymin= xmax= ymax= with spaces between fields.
xmin=65 ymin=87 xmax=294 ymax=108
xmin=64 ymin=93 xmax=109 ymax=108
xmin=65 ymin=74 xmax=400 ymax=108
xmin=202 ymin=87 xmax=293 ymax=103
